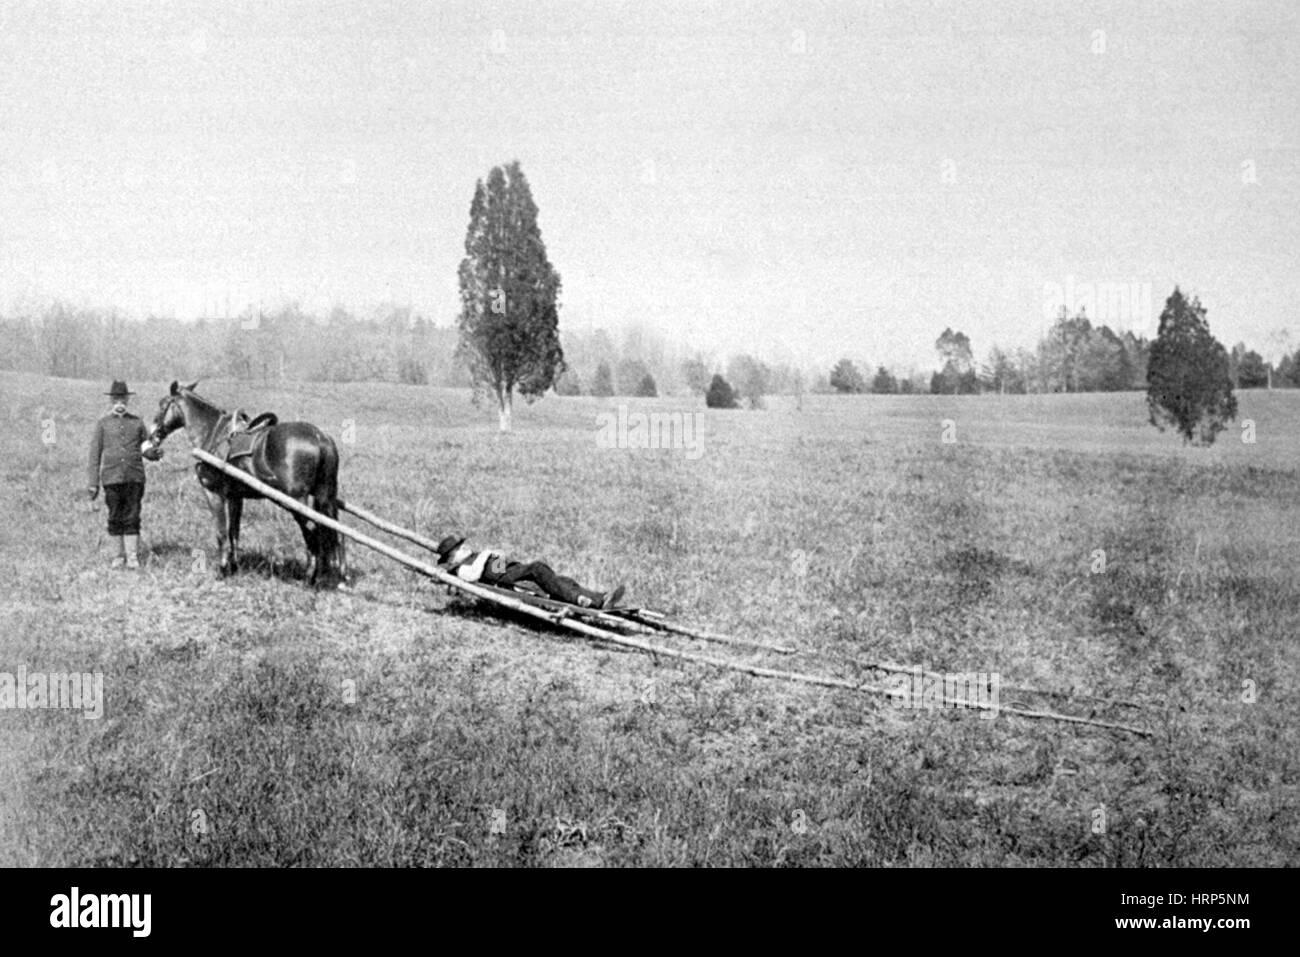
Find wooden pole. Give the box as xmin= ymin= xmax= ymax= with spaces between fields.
xmin=338 ymin=498 xmax=447 ymax=555
xmin=191 ymin=448 xmax=1150 ymax=737
xmin=480 ymin=583 xmax=799 ymax=656
xmin=849 ymin=658 xmax=1153 ymax=711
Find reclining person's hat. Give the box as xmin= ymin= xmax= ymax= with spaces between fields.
xmin=106 ymin=380 xmax=134 ymax=397
xmin=435 ymin=536 xmax=467 ymax=565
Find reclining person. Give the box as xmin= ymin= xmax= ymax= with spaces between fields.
xmin=435 ymin=536 xmax=626 ymax=610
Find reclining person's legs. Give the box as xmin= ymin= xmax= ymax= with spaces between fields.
xmin=498 ymin=561 xmax=604 ymax=606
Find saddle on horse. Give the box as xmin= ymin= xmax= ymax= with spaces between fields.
xmin=204 ymin=409 xmax=281 ymax=486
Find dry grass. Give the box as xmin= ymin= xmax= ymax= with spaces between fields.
xmin=1 ymin=370 xmax=1297 ymax=866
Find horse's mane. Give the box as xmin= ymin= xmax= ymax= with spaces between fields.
xmin=180 ymin=388 xmax=224 ymax=414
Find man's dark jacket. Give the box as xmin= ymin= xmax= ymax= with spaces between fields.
xmin=88 ymin=413 xmax=150 ymax=488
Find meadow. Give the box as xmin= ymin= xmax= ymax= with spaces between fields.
xmin=1 ymin=369 xmax=1297 ymax=866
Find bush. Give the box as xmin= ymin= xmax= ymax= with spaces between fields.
xmin=397 ymin=357 xmax=428 ymax=385
xmin=635 ymin=373 xmax=658 ymax=397
xmin=829 ymin=358 xmax=866 ymax=394
xmin=705 ymin=374 xmax=739 ymax=409
xmin=590 ymin=362 xmax=615 ymax=397
xmin=554 ymin=371 xmax=582 ymax=396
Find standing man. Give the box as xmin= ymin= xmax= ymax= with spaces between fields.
xmin=87 ymin=381 xmax=161 ymax=569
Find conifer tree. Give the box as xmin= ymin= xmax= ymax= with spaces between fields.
xmin=456 ymin=161 xmax=564 ymax=430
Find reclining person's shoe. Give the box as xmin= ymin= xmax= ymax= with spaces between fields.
xmin=601 ymin=585 xmax=627 ymax=610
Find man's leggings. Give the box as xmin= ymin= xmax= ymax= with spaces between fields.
xmin=495 ymin=561 xmax=600 ymax=606
xmin=104 ymin=482 xmax=144 ymax=535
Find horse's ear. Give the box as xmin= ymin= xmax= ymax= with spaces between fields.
xmin=169 ymin=380 xmax=179 ymax=395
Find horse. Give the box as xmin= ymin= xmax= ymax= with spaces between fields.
xmin=147 ymin=381 xmax=348 ymax=588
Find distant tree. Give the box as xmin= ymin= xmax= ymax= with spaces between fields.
xmin=1038 ymin=308 xmax=1094 ymax=392
xmin=870 ymin=366 xmax=897 ymax=394
xmin=935 ymin=327 xmax=974 ymax=394
xmin=1265 ymin=329 xmax=1294 ymax=389
xmin=554 ymin=369 xmax=583 ymax=395
xmin=1120 ymin=331 xmax=1150 ymax=389
xmin=681 ymin=355 xmax=711 ymax=395
xmin=829 ymin=358 xmax=866 ymax=394
xmin=590 ymin=361 xmax=615 ymax=397
xmin=727 ymin=354 xmax=771 ymax=409
xmin=397 ymin=356 xmax=428 ymax=385
xmin=1230 ymin=342 xmax=1269 ymax=389
xmin=792 ymin=368 xmax=806 ymax=410
xmin=1078 ymin=324 xmax=1128 ymax=391
xmin=705 ymin=373 xmax=739 ymax=409
xmin=1276 ymin=347 xmax=1300 ymax=388
xmin=635 ymin=373 xmax=658 ymax=397
xmin=615 ymin=358 xmax=652 ymax=396
xmin=979 ymin=346 xmax=1026 ymax=394
xmin=223 ymin=323 xmax=254 ymax=380
xmin=1146 ymin=287 xmax=1237 ymax=445
xmin=456 ymin=161 xmax=565 ymax=430
xmin=42 ymin=303 xmax=94 ymax=379
xmin=1237 ymin=350 xmax=1268 ymax=388
xmin=0 ymin=316 xmax=41 ymax=372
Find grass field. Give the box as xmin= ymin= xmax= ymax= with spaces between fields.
xmin=2 ymin=369 xmax=1298 ymax=866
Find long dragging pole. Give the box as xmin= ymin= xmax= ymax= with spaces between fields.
xmin=469 ymin=582 xmax=799 ymax=656
xmin=338 ymin=498 xmax=448 ymax=555
xmin=191 ymin=449 xmax=1150 ymax=737
xmin=850 ymin=659 xmax=1153 ymax=711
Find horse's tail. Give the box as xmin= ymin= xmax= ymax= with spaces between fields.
xmin=315 ymin=428 xmax=346 ymax=581
xmin=318 ymin=428 xmax=341 ymax=505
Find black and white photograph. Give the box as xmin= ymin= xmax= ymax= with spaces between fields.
xmin=0 ymin=0 xmax=1293 ymax=920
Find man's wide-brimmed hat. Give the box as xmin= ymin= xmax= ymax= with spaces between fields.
xmin=435 ymin=535 xmax=467 ymax=564
xmin=105 ymin=380 xmax=134 ymax=398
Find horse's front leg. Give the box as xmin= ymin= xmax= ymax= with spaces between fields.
xmin=226 ymin=495 xmax=244 ymax=575
xmin=204 ymin=490 xmax=232 ymax=577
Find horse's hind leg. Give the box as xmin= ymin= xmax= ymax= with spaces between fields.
xmin=227 ymin=495 xmax=243 ymax=575
xmin=314 ymin=496 xmax=346 ymax=588
xmin=293 ymin=508 xmax=319 ymax=585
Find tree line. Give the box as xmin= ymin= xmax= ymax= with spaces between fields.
xmin=825 ymin=306 xmax=1279 ymax=396
xmin=0 ymin=299 xmax=793 ymax=405
xmin=0 ymin=297 xmax=1289 ymax=401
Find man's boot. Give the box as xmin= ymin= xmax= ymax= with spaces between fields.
xmin=124 ymin=534 xmax=141 ymax=570
xmin=109 ymin=536 xmax=126 ymax=569
xmin=601 ymin=585 xmax=627 ymax=610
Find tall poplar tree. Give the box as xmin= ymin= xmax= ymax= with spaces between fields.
xmin=456 ymin=161 xmax=564 ymax=431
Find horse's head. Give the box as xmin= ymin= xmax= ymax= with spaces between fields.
xmin=148 ymin=380 xmax=200 ymax=447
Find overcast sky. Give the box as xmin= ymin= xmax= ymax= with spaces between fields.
xmin=1 ymin=0 xmax=1296 ymax=370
